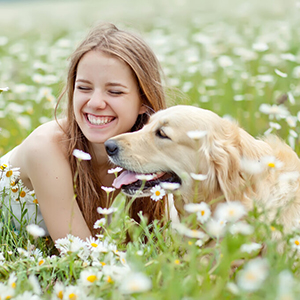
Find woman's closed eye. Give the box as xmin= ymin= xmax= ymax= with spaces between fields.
xmin=109 ymin=90 xmax=124 ymax=95
xmin=76 ymin=85 xmax=91 ymax=91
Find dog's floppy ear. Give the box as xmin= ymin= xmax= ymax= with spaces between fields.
xmin=206 ymin=119 xmax=245 ymax=202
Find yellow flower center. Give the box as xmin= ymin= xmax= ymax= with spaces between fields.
xmin=11 ymin=187 xmax=18 ymax=193
xmin=5 ymin=296 xmax=12 ymax=300
xmin=87 ymin=275 xmax=97 ymax=283
xmin=174 ymin=259 xmax=180 ymax=265
xmin=268 ymin=162 xmax=275 ymax=168
xmin=107 ymin=275 xmax=113 ymax=283
xmin=38 ymin=259 xmax=44 ymax=266
xmin=68 ymin=293 xmax=77 ymax=300
xmin=90 ymin=243 xmax=98 ymax=248
xmin=6 ymin=170 xmax=13 ymax=177
xmin=295 ymin=240 xmax=300 ymax=246
xmin=188 ymin=241 xmax=193 ymax=245
xmin=246 ymin=272 xmax=256 ymax=281
xmin=57 ymin=291 xmax=63 ymax=300
xmin=33 ymin=199 xmax=38 ymax=204
xmin=201 ymin=210 xmax=205 ymax=216
xmin=270 ymin=226 xmax=276 ymax=231
xmin=11 ymin=282 xmax=16 ymax=289
xmin=229 ymin=209 xmax=235 ymax=215
xmin=155 ymin=190 xmax=161 ymax=196
xmin=100 ymin=262 xmax=106 ymax=266
xmin=0 ymin=164 xmax=7 ymax=170
xmin=20 ymin=191 xmax=26 ymax=198
xmin=129 ymin=282 xmax=140 ymax=291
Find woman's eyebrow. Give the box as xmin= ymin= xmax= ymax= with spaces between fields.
xmin=106 ymin=82 xmax=128 ymax=88
xmin=75 ymin=79 xmax=91 ymax=84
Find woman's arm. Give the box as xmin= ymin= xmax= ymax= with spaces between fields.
xmin=18 ymin=124 xmax=92 ymax=241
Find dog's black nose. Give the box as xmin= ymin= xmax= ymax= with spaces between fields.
xmin=105 ymin=139 xmax=119 ymax=156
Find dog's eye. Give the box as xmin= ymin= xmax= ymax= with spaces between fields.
xmin=156 ymin=128 xmax=170 ymax=139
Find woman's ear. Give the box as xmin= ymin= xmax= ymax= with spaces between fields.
xmin=139 ymin=104 xmax=147 ymax=115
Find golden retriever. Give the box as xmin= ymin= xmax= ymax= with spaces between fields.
xmin=105 ymin=105 xmax=300 ymax=233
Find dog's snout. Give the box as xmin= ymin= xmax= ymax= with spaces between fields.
xmin=105 ymin=139 xmax=119 ymax=156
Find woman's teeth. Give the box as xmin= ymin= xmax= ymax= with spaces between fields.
xmin=87 ymin=114 xmax=114 ymax=125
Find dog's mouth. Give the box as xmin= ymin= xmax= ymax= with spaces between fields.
xmin=112 ymin=170 xmax=182 ymax=197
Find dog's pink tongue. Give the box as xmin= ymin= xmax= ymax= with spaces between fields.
xmin=112 ymin=171 xmax=139 ymax=189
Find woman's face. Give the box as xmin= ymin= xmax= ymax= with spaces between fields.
xmin=73 ymin=50 xmax=146 ymax=144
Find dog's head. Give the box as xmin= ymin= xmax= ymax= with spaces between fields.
xmin=105 ymin=105 xmax=268 ymax=204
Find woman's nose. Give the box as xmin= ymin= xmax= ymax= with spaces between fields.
xmin=87 ymin=90 xmax=107 ymax=109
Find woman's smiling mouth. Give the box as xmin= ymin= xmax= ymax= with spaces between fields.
xmin=86 ymin=114 xmax=115 ymax=126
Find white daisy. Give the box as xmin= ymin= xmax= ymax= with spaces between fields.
xmin=0 ymin=285 xmax=15 ymax=300
xmin=80 ymin=269 xmax=102 ymax=286
xmin=86 ymin=236 xmax=102 ymax=251
xmin=214 ymin=201 xmax=246 ymax=223
xmin=172 ymin=223 xmax=207 ymax=239
xmin=259 ymin=103 xmax=290 ymax=120
xmin=55 ymin=234 xmax=90 ymax=260
xmin=261 ymin=156 xmax=284 ymax=169
xmin=101 ymin=186 xmax=116 ymax=193
xmin=1 ymin=166 xmax=21 ymax=186
xmin=252 ymin=42 xmax=268 ymax=52
xmin=286 ymin=116 xmax=297 ymax=128
xmin=160 ymin=182 xmax=181 ymax=191
xmin=19 ymin=186 xmax=33 ymax=203
xmin=240 ymin=242 xmax=262 ymax=253
xmin=196 ymin=206 xmax=211 ymax=224
xmin=53 ymin=282 xmax=64 ymax=300
xmin=8 ymin=272 xmax=17 ymax=289
xmin=97 ymin=207 xmax=118 ymax=215
xmin=187 ymin=130 xmax=207 ymax=140
xmin=236 ymin=258 xmax=269 ymax=291
xmin=184 ymin=202 xmax=211 ymax=223
xmin=119 ymin=272 xmax=152 ymax=294
xmin=94 ymin=218 xmax=106 ymax=229
xmin=72 ymin=149 xmax=92 ymax=160
xmin=26 ymin=224 xmax=45 ymax=238
xmin=240 ymin=158 xmax=263 ymax=174
xmin=205 ymin=218 xmax=227 ymax=238
xmin=107 ymin=167 xmax=123 ymax=174
xmin=0 ymin=87 xmax=9 ymax=93
xmin=150 ymin=185 xmax=166 ymax=201
xmin=229 ymin=221 xmax=254 ymax=235
xmin=64 ymin=285 xmax=83 ymax=300
xmin=290 ymin=236 xmax=300 ymax=251
xmin=277 ymin=270 xmax=295 ymax=300
xmin=28 ymin=274 xmax=42 ymax=295
xmin=38 ymin=257 xmax=46 ymax=266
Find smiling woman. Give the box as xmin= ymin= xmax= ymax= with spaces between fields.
xmin=0 ymin=23 xmax=167 ymax=242
xmin=73 ymin=50 xmax=146 ymax=144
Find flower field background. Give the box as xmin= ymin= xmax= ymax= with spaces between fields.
xmin=1 ymin=0 xmax=300 ymax=299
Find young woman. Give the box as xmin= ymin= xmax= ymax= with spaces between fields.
xmin=0 ymin=23 xmax=167 ymax=241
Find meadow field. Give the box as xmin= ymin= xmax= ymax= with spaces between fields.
xmin=1 ymin=0 xmax=300 ymax=298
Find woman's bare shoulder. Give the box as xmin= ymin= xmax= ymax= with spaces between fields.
xmin=11 ymin=119 xmax=69 ymax=167
xmin=26 ymin=119 xmax=67 ymax=144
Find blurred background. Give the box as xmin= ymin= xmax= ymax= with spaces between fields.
xmin=0 ymin=0 xmax=299 ymax=155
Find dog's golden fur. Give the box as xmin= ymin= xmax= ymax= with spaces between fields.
xmin=106 ymin=105 xmax=300 ymax=233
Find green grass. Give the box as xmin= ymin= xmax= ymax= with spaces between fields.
xmin=1 ymin=0 xmax=300 ymax=298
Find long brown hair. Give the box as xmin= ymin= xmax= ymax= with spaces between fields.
xmin=55 ymin=23 xmax=167 ymax=235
